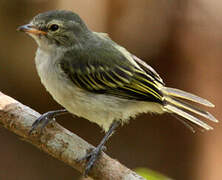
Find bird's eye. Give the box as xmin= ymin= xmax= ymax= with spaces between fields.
xmin=49 ymin=24 xmax=59 ymax=31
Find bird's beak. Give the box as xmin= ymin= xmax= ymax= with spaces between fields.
xmin=17 ymin=24 xmax=47 ymax=35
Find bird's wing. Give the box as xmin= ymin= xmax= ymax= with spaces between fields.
xmin=94 ymin=32 xmax=164 ymax=85
xmin=60 ymin=52 xmax=163 ymax=103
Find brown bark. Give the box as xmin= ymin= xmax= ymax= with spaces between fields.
xmin=0 ymin=91 xmax=145 ymax=180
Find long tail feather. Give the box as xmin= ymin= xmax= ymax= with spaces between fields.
xmin=165 ymin=96 xmax=218 ymax=122
xmin=164 ymin=104 xmax=213 ymax=130
xmin=162 ymin=87 xmax=214 ymax=107
xmin=162 ymin=87 xmax=218 ymax=131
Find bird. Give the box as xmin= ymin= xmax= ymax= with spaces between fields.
xmin=17 ymin=10 xmax=218 ymax=176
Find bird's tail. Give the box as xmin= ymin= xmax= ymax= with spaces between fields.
xmin=161 ymin=87 xmax=218 ymax=131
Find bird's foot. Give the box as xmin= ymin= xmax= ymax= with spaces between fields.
xmin=78 ymin=146 xmax=106 ymax=176
xmin=29 ymin=109 xmax=68 ymax=135
xmin=29 ymin=111 xmax=57 ymax=135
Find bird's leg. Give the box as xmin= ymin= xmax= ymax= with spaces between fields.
xmin=29 ymin=109 xmax=68 ymax=134
xmin=80 ymin=120 xmax=120 ymax=176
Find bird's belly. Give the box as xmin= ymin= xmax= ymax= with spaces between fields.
xmin=43 ymin=76 xmax=164 ymax=132
xmin=35 ymin=53 xmax=164 ymax=131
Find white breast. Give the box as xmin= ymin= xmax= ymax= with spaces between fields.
xmin=35 ymin=48 xmax=164 ymax=132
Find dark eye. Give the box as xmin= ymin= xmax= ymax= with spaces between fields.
xmin=49 ymin=24 xmax=59 ymax=31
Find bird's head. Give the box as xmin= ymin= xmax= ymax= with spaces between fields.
xmin=18 ymin=10 xmax=89 ymax=49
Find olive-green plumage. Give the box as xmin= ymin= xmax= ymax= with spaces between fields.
xmin=60 ymin=37 xmax=163 ymax=103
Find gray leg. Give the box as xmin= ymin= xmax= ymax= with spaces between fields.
xmin=29 ymin=109 xmax=68 ymax=134
xmin=80 ymin=120 xmax=120 ymax=176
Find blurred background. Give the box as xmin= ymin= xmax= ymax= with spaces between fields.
xmin=0 ymin=0 xmax=221 ymax=179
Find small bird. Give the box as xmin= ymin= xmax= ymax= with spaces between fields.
xmin=18 ymin=10 xmax=218 ymax=175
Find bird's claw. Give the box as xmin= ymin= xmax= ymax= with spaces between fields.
xmin=29 ymin=111 xmax=56 ymax=135
xmin=78 ymin=146 xmax=106 ymax=176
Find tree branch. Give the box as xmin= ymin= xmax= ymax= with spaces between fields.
xmin=0 ymin=91 xmax=145 ymax=180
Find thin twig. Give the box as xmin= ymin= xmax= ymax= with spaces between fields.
xmin=0 ymin=91 xmax=145 ymax=180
